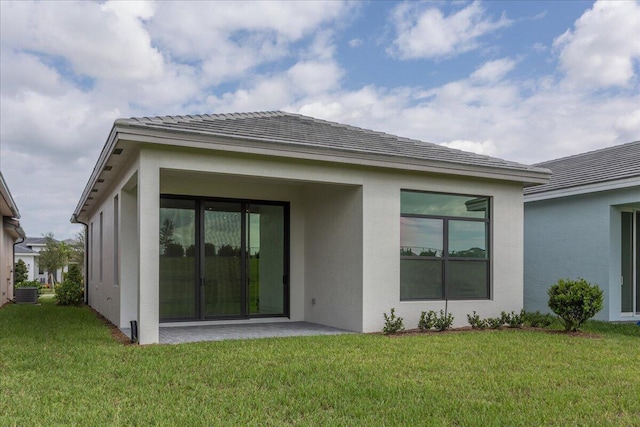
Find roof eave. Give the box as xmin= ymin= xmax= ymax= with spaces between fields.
xmin=524 ymin=176 xmax=640 ymax=202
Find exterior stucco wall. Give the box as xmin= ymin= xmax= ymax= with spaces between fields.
xmin=85 ymin=154 xmax=140 ymax=330
xmin=361 ymin=172 xmax=525 ymax=332
xmin=1 ymin=230 xmax=14 ymax=305
xmin=304 ymin=184 xmax=363 ymax=331
xmin=524 ymin=186 xmax=640 ymax=321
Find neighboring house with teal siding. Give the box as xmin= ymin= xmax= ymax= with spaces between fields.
xmin=524 ymin=141 xmax=640 ymax=322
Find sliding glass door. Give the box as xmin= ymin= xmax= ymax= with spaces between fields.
xmin=160 ymin=196 xmax=288 ymax=321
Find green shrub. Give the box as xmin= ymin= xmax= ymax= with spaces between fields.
xmin=547 ymin=278 xmax=603 ymax=332
xmin=382 ymin=308 xmax=404 ymax=334
xmin=501 ymin=310 xmax=525 ymax=328
xmin=467 ymin=311 xmax=487 ymax=329
xmin=14 ymin=259 xmax=29 ymax=285
xmin=523 ymin=310 xmax=555 ymax=328
xmin=486 ymin=317 xmax=504 ymax=329
xmin=433 ymin=310 xmax=454 ymax=331
xmin=418 ymin=311 xmax=437 ymax=331
xmin=55 ymin=264 xmax=84 ymax=306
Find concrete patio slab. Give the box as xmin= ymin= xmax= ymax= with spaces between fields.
xmin=121 ymin=322 xmax=353 ymax=344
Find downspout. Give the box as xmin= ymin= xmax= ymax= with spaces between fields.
xmin=10 ymin=230 xmax=25 ymax=304
xmin=72 ymin=215 xmax=90 ymax=304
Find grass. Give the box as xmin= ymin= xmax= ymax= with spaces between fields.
xmin=1 ymin=299 xmax=639 ymax=426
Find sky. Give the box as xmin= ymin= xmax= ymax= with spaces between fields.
xmin=1 ymin=0 xmax=639 ymax=240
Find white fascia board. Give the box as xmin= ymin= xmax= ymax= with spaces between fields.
xmin=72 ymin=126 xmax=119 ymax=220
xmin=0 ymin=172 xmax=20 ymax=219
xmin=524 ymin=177 xmax=640 ymax=202
xmin=115 ymin=127 xmax=551 ymax=186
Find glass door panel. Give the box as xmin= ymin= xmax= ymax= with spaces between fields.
xmin=159 ymin=199 xmax=197 ymax=320
xmin=249 ymin=205 xmax=285 ymax=315
xmin=203 ymin=202 xmax=243 ymax=317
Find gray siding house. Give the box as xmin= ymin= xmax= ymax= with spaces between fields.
xmin=524 ymin=141 xmax=640 ymax=321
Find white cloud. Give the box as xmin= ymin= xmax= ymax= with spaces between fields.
xmin=349 ymin=38 xmax=363 ymax=48
xmin=389 ymin=1 xmax=511 ymax=59
xmin=554 ymin=0 xmax=640 ymax=88
xmin=1 ymin=1 xmax=164 ymax=81
xmin=470 ymin=58 xmax=517 ymax=83
xmin=440 ymin=139 xmax=498 ymax=157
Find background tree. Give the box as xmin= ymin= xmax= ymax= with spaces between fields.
xmin=38 ymin=232 xmax=67 ymax=285
xmin=14 ymin=259 xmax=29 ymax=285
xmin=69 ymin=230 xmax=85 ymax=273
xmin=159 ymin=219 xmax=175 ymax=255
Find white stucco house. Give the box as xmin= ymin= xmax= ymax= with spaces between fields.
xmin=72 ymin=111 xmax=550 ymax=344
xmin=1 ymin=171 xmax=25 ymax=306
xmin=524 ymin=141 xmax=640 ymax=322
xmin=14 ymin=237 xmax=65 ymax=284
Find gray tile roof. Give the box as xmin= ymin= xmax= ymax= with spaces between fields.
xmin=116 ymin=111 xmax=547 ymax=175
xmin=15 ymin=243 xmax=38 ymax=254
xmin=22 ymin=237 xmax=50 ymax=245
xmin=525 ymin=140 xmax=640 ymax=195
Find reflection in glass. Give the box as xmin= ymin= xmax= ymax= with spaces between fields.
xmin=400 ymin=217 xmax=443 ymax=257
xmin=401 ymin=191 xmax=488 ymax=218
xmin=204 ymin=202 xmax=242 ymax=317
xmin=448 ymin=221 xmax=487 ymax=258
xmin=400 ymin=259 xmax=443 ymax=299
xmin=159 ymin=199 xmax=196 ymax=319
xmin=447 ymin=261 xmax=488 ymax=299
xmin=249 ymin=205 xmax=284 ymax=315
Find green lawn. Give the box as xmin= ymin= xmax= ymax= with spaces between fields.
xmin=1 ymin=299 xmax=639 ymax=426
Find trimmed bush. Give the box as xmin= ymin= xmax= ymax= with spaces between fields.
xmin=418 ymin=310 xmax=437 ymax=331
xmin=501 ymin=310 xmax=525 ymax=328
xmin=55 ymin=264 xmax=84 ymax=306
xmin=547 ymin=278 xmax=603 ymax=332
xmin=467 ymin=311 xmax=487 ymax=329
xmin=523 ymin=311 xmax=555 ymax=328
xmin=382 ymin=308 xmax=404 ymax=334
xmin=433 ymin=310 xmax=454 ymax=331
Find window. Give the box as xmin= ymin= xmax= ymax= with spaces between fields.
xmin=400 ymin=190 xmax=490 ymax=300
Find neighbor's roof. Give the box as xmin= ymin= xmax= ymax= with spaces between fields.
xmin=525 ymin=140 xmax=640 ymax=197
xmin=22 ymin=237 xmax=51 ymax=246
xmin=15 ymin=243 xmax=38 ymax=255
xmin=116 ymin=111 xmax=547 ymax=175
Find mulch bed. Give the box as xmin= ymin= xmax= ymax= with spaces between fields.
xmin=380 ymin=326 xmax=601 ymax=339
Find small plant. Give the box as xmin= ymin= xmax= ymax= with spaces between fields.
xmin=382 ymin=308 xmax=404 ymax=334
xmin=418 ymin=310 xmax=437 ymax=331
xmin=55 ymin=264 xmax=84 ymax=306
xmin=467 ymin=311 xmax=487 ymax=329
xmin=501 ymin=310 xmax=525 ymax=328
xmin=433 ymin=309 xmax=454 ymax=331
xmin=548 ymin=278 xmax=603 ymax=332
xmin=523 ymin=310 xmax=555 ymax=328
xmin=486 ymin=317 xmax=504 ymax=329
